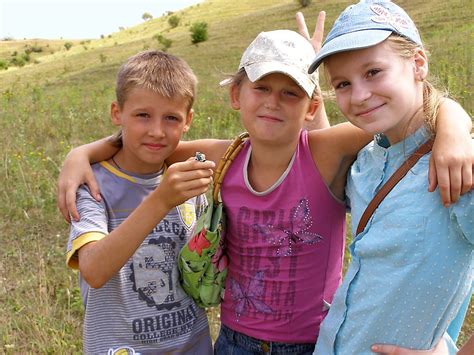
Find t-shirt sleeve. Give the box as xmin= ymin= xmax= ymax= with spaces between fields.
xmin=66 ymin=185 xmax=108 ymax=269
xmin=450 ymin=191 xmax=474 ymax=245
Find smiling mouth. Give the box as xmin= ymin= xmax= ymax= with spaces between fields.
xmin=144 ymin=143 xmax=165 ymax=150
xmin=356 ymin=104 xmax=385 ymax=116
xmin=257 ymin=115 xmax=283 ymax=122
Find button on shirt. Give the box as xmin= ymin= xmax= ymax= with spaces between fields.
xmin=314 ymin=126 xmax=473 ymax=355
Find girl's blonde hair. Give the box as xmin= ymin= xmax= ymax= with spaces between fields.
xmin=386 ymin=35 xmax=447 ymax=135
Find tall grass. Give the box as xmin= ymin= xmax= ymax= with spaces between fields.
xmin=0 ymin=0 xmax=471 ymax=352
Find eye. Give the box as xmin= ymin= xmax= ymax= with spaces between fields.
xmin=283 ymin=89 xmax=299 ymax=97
xmin=254 ymin=85 xmax=268 ymax=92
xmin=136 ymin=112 xmax=150 ymax=118
xmin=165 ymin=115 xmax=180 ymax=122
xmin=367 ymin=68 xmax=381 ymax=78
xmin=334 ymin=81 xmax=350 ymax=90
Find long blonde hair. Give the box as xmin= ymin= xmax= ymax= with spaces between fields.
xmin=386 ymin=35 xmax=447 ymax=135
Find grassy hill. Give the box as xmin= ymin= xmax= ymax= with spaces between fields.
xmin=0 ymin=0 xmax=472 ymax=352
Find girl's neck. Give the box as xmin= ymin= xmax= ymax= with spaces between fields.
xmin=246 ymin=135 xmax=299 ymax=192
xmin=385 ymin=103 xmax=425 ymax=145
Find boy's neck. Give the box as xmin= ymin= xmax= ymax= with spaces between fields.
xmin=111 ymin=150 xmax=165 ymax=176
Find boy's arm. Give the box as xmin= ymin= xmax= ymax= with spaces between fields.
xmin=430 ymin=98 xmax=473 ymax=206
xmin=57 ymin=137 xmax=230 ymax=222
xmin=57 ymin=136 xmax=119 ymax=222
xmin=296 ymin=11 xmax=330 ymax=129
xmin=77 ymin=158 xmax=215 ymax=288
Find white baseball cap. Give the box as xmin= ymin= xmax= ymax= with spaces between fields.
xmin=231 ymin=30 xmax=319 ymax=97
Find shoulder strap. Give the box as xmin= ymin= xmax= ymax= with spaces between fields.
xmin=356 ymin=138 xmax=434 ymax=235
xmin=212 ymin=132 xmax=249 ymax=203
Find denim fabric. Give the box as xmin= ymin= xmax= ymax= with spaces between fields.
xmin=214 ymin=325 xmax=315 ymax=355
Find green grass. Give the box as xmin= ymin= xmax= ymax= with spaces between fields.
xmin=0 ymin=0 xmax=472 ymax=352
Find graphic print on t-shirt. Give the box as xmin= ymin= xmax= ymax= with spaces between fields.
xmin=230 ymin=198 xmax=324 ymax=322
xmin=253 ymin=198 xmax=322 ymax=256
xmin=130 ymin=235 xmax=187 ymax=311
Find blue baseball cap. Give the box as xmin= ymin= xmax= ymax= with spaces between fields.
xmin=309 ymin=0 xmax=422 ymax=73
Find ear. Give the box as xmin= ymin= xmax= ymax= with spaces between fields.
xmin=413 ymin=49 xmax=428 ymax=81
xmin=229 ymin=84 xmax=241 ymax=110
xmin=110 ymin=101 xmax=122 ymax=126
xmin=183 ymin=109 xmax=193 ymax=133
xmin=304 ymin=98 xmax=320 ymax=122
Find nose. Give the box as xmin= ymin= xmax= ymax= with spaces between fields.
xmin=350 ymin=82 xmax=371 ymax=105
xmin=148 ymin=118 xmax=165 ymax=138
xmin=264 ymin=92 xmax=280 ymax=110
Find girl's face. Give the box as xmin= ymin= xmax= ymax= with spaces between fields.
xmin=230 ymin=73 xmax=318 ymax=147
xmin=325 ymin=41 xmax=427 ymax=144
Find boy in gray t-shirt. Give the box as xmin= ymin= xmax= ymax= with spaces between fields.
xmin=66 ymin=50 xmax=215 ymax=354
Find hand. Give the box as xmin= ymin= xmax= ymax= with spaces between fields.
xmin=57 ymin=148 xmax=100 ymax=223
xmin=428 ymin=99 xmax=473 ymax=206
xmin=428 ymin=136 xmax=473 ymax=208
xmin=157 ymin=157 xmax=215 ymax=210
xmin=371 ymin=337 xmax=448 ymax=354
xmin=295 ymin=10 xmax=326 ymax=53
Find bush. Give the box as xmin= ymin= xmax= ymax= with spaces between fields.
xmin=64 ymin=42 xmax=73 ymax=51
xmin=0 ymin=59 xmax=9 ymax=70
xmin=10 ymin=56 xmax=26 ymax=67
xmin=153 ymin=34 xmax=172 ymax=51
xmin=298 ymin=0 xmax=312 ymax=6
xmin=168 ymin=15 xmax=180 ymax=28
xmin=190 ymin=22 xmax=208 ymax=44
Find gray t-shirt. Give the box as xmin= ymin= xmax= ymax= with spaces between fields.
xmin=67 ymin=161 xmax=212 ymax=354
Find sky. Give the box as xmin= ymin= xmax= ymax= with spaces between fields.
xmin=0 ymin=0 xmax=203 ymax=40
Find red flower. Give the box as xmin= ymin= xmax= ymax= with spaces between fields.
xmin=188 ymin=228 xmax=210 ymax=256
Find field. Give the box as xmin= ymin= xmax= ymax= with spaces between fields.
xmin=0 ymin=0 xmax=472 ymax=352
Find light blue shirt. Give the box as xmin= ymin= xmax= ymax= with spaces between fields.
xmin=315 ymin=126 xmax=473 ymax=355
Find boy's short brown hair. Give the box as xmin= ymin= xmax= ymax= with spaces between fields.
xmin=111 ymin=50 xmax=197 ymax=146
xmin=116 ymin=50 xmax=197 ymax=110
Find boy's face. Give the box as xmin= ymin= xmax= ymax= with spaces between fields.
xmin=324 ymin=41 xmax=427 ymax=144
xmin=111 ymin=87 xmax=192 ymax=174
xmin=230 ymin=73 xmax=318 ymax=146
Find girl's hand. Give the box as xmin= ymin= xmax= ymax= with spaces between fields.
xmin=57 ymin=149 xmax=100 ymax=223
xmin=158 ymin=158 xmax=215 ymax=210
xmin=296 ymin=11 xmax=326 ymax=53
xmin=429 ymin=100 xmax=473 ymax=206
xmin=371 ymin=337 xmax=448 ymax=354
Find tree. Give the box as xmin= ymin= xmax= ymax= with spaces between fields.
xmin=142 ymin=12 xmax=153 ymax=21
xmin=168 ymin=15 xmax=180 ymax=28
xmin=190 ymin=22 xmax=208 ymax=44
xmin=64 ymin=42 xmax=73 ymax=51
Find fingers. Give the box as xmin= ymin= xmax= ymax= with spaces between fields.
xmin=57 ymin=181 xmax=71 ymax=223
xmin=296 ymin=12 xmax=310 ymax=40
xmin=66 ymin=188 xmax=80 ymax=222
xmin=313 ymin=11 xmax=326 ymax=52
xmin=460 ymin=156 xmax=474 ymax=194
xmin=427 ymin=155 xmax=437 ymax=193
xmin=371 ymin=343 xmax=401 ymax=354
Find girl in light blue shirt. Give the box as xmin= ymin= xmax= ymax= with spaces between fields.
xmin=308 ymin=1 xmax=473 ymax=354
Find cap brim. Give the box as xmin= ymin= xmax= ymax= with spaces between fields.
xmin=309 ymin=30 xmax=392 ymax=73
xmin=244 ymin=62 xmax=317 ymax=97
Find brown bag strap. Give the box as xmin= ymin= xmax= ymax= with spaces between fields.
xmin=212 ymin=132 xmax=249 ymax=203
xmin=356 ymin=138 xmax=434 ymax=235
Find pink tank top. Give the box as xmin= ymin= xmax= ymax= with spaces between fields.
xmin=220 ymin=130 xmax=346 ymax=343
